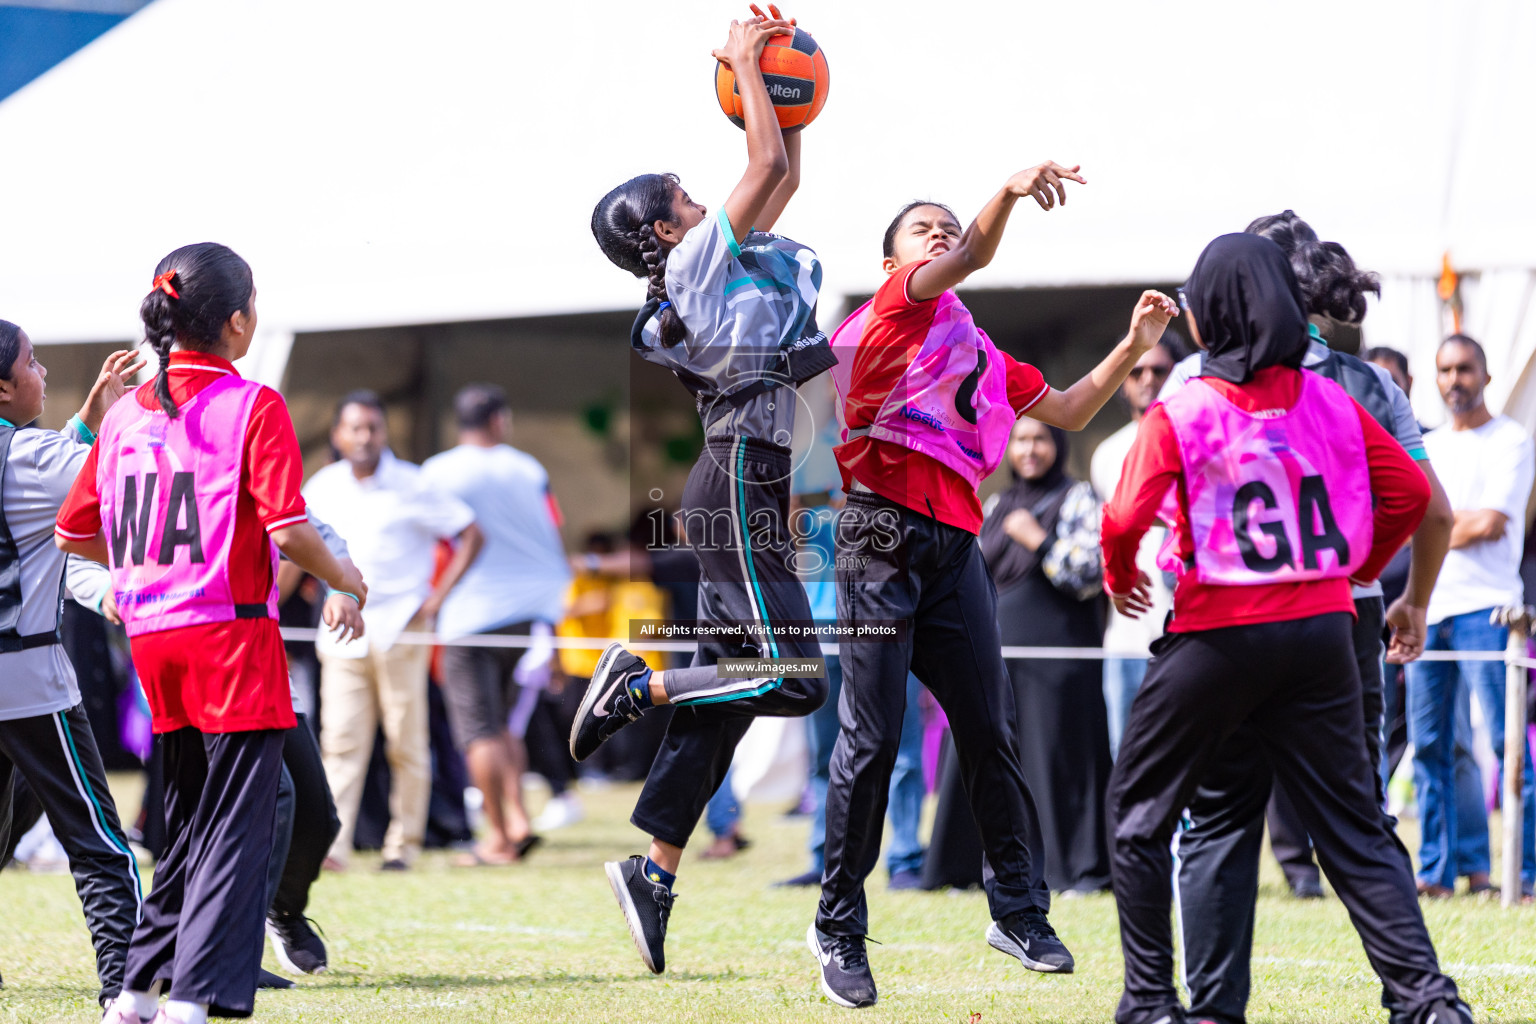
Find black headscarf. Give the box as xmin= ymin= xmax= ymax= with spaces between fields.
xmin=980 ymin=422 xmax=1073 ymax=593
xmin=1188 ymin=233 xmax=1310 ymax=385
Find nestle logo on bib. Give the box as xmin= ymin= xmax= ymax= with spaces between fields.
xmin=955 ymin=441 xmax=982 ymax=459
xmin=899 ymin=406 xmax=946 ymax=431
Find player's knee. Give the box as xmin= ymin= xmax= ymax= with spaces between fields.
xmin=785 ymin=672 xmax=830 ymax=710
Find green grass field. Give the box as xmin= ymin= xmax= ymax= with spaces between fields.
xmin=2 ymin=779 xmax=1533 ymax=1023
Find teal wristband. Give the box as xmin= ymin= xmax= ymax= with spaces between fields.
xmin=332 ymin=590 xmax=361 ymax=605
xmin=68 ymin=416 xmax=96 ymax=446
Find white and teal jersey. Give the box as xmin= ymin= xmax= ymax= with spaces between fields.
xmin=632 ymin=207 xmax=832 ymax=442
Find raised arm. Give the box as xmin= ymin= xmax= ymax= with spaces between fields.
xmin=714 ymin=15 xmax=796 ymax=243
xmin=753 ymin=129 xmax=801 ymax=233
xmin=906 ymin=162 xmax=1086 ymax=302
xmin=1031 ymin=291 xmax=1179 ymax=431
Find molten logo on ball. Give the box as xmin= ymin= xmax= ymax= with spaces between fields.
xmin=715 ymin=26 xmax=830 ymax=131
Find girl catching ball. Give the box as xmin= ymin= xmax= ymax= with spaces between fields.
xmin=580 ymin=7 xmax=834 ymax=977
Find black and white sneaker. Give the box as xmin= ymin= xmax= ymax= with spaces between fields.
xmin=570 ymin=644 xmax=651 ymax=762
xmin=986 ymin=906 xmax=1075 ymax=973
xmin=807 ymin=923 xmax=877 ymax=1008
xmin=605 ymin=855 xmax=675 ymax=974
xmin=1414 ymin=998 xmax=1475 ymax=1024
xmin=267 ymin=911 xmax=328 ymax=974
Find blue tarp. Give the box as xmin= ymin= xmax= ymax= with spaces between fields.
xmin=0 ymin=2 xmax=150 ymax=103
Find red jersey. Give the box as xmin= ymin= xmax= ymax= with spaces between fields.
xmin=57 ymin=352 xmax=306 ymax=732
xmin=835 ymin=260 xmax=1048 ymax=534
xmin=1101 ymin=366 xmax=1430 ymax=632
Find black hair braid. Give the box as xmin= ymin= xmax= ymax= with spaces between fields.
xmin=139 ymin=285 xmax=181 ymax=417
xmin=637 ymin=223 xmax=687 ymax=347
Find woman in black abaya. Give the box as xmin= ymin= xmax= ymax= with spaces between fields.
xmin=922 ymin=418 xmax=1113 ymax=894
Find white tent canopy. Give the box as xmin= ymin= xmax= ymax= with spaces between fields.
xmin=1 ymin=0 xmax=1532 ymax=420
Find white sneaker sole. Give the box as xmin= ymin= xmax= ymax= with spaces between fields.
xmin=806 ymin=923 xmax=876 ymax=1008
xmin=569 ymin=643 xmax=627 ymax=760
xmin=985 ymin=920 xmax=1071 ymax=973
xmin=266 ymin=922 xmax=328 ymax=976
xmin=606 ymin=860 xmax=662 ymax=974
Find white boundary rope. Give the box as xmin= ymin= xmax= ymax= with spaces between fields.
xmin=276 ymin=627 xmax=1536 ymax=669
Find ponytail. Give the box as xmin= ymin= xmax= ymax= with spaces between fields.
xmin=138 ymin=243 xmax=254 ymax=418
xmin=1244 ymin=210 xmax=1380 ymax=325
xmin=592 ymin=173 xmax=689 ymax=347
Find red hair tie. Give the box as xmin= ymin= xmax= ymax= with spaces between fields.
xmin=152 ymin=270 xmax=180 ymax=299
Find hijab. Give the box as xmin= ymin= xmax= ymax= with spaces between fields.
xmin=1188 ymin=233 xmax=1310 ymax=385
xmin=980 ymin=422 xmax=1073 ymax=592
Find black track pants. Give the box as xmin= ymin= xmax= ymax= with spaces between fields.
xmin=631 ymin=437 xmax=826 ymax=848
xmin=124 ymin=727 xmax=285 ymax=1018
xmin=266 ymin=715 xmax=338 ymax=919
xmin=817 ymin=492 xmax=1048 ymax=937
xmin=0 ymin=704 xmax=143 ymax=1005
xmin=1177 ymin=598 xmax=1413 ymax=1023
xmin=1107 ymin=612 xmax=1455 ymax=1024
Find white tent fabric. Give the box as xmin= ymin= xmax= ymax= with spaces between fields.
xmin=0 ymin=0 xmax=1531 ymax=396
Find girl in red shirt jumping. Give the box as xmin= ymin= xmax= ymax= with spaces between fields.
xmin=811 ymin=165 xmax=1177 ymax=1008
xmin=59 ymin=243 xmax=366 ymax=1024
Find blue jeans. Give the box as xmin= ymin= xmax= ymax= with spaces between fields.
xmin=1405 ymin=608 xmax=1536 ymax=887
xmin=807 ymin=659 xmax=925 ymax=876
xmin=706 ymin=767 xmax=740 ymax=838
xmin=1382 ymin=661 xmax=1489 ymax=874
xmin=1103 ymin=657 xmax=1149 ymax=761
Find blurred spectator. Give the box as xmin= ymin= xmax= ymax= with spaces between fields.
xmin=422 ymin=384 xmax=571 ymax=864
xmin=1090 ymin=336 xmax=1182 ymax=758
xmin=1407 ymin=335 xmax=1536 ymax=899
xmin=1365 ymin=345 xmax=1485 ymax=855
xmin=978 ymin=418 xmax=1110 ymax=893
xmin=302 ymin=390 xmax=483 ymax=871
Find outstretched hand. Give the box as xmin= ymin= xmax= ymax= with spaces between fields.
xmin=712 ymin=12 xmax=793 ymax=70
xmin=1005 ymin=161 xmax=1087 ymax=211
xmin=1128 ymin=291 xmax=1179 ymax=351
xmin=79 ymin=348 xmax=147 ymax=433
xmin=748 ymin=4 xmax=795 ymax=26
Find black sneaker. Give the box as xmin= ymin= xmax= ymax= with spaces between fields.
xmin=256 ymin=967 xmax=294 ymax=989
xmin=986 ymin=906 xmax=1075 ymax=973
xmin=605 ymin=856 xmax=675 ymax=974
xmin=806 ymin=923 xmax=877 ymax=1008
xmin=1414 ymin=998 xmax=1474 ymax=1024
xmin=267 ymin=911 xmax=328 ymax=974
xmin=570 ymin=644 xmax=651 ymax=762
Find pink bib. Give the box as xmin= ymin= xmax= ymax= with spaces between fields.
xmin=96 ymin=375 xmax=278 ymax=637
xmin=829 ymin=291 xmax=1016 ymax=488
xmin=1161 ymin=370 xmax=1372 ymax=586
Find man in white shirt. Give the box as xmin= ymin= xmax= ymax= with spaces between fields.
xmin=421 ymin=384 xmax=571 ymax=865
xmin=1089 ymin=336 xmax=1180 ymax=758
xmin=1408 ymin=335 xmax=1536 ymax=899
xmin=302 ymin=391 xmax=482 ymax=870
